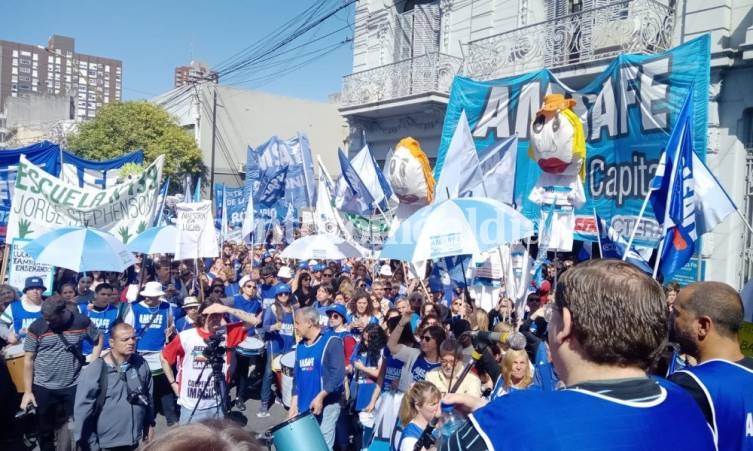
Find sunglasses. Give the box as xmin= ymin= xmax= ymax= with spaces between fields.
xmin=421 ymin=335 xmax=434 ymax=342
xmin=327 ymin=313 xmax=342 ymax=319
xmin=244 ymin=284 xmax=256 ymax=289
xmin=277 ymin=293 xmax=290 ymax=297
xmin=212 ymin=288 xmax=224 ymax=293
xmin=323 ymin=273 xmax=333 ymax=277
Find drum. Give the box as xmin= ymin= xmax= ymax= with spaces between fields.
xmin=269 ymin=412 xmax=329 ymax=451
xmin=236 ymin=336 xmax=264 ymax=357
xmin=3 ymin=344 xmax=25 ymax=392
xmin=142 ymin=352 xmax=164 ymax=376
xmin=280 ymin=351 xmax=296 ymax=408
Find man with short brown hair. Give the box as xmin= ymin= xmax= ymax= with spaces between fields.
xmin=442 ymin=259 xmax=714 ymax=451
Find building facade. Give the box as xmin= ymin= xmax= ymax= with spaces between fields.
xmin=339 ymin=0 xmax=753 ymax=289
xmin=174 ymin=61 xmax=219 ymax=88
xmin=153 ymin=83 xmax=348 ymax=188
xmin=0 ymin=34 xmax=122 ymax=122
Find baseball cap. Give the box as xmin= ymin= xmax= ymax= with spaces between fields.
xmin=326 ymin=303 xmax=348 ymax=319
xmin=275 ymin=284 xmax=292 ymax=296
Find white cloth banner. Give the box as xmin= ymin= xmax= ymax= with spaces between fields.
xmin=175 ymin=201 xmax=218 ymax=260
xmin=7 ymin=155 xmax=164 ymax=242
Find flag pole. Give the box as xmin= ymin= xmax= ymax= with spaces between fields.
xmin=737 ymin=209 xmax=753 ymax=235
xmin=593 ymin=209 xmax=604 ymax=257
xmin=624 ymin=186 xmax=653 ymax=260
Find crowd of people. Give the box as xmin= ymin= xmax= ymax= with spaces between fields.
xmin=0 ymin=240 xmax=751 ymax=451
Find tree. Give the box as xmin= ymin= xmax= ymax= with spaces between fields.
xmin=67 ymin=101 xmax=204 ymax=185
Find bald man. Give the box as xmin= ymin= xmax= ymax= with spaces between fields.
xmin=670 ymin=281 xmax=753 ymax=451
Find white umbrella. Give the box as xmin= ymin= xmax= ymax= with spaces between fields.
xmin=127 ymin=225 xmax=178 ymax=254
xmin=280 ymin=234 xmax=363 ymax=260
xmin=379 ymin=197 xmax=535 ymax=262
xmin=24 ymin=227 xmax=136 ymax=272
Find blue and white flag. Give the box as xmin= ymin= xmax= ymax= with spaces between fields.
xmin=474 ymin=134 xmax=518 ymax=205
xmin=595 ymin=213 xmax=652 ymax=273
xmin=241 ymin=182 xmax=255 ymax=244
xmin=257 ymin=166 xmax=288 ymax=206
xmin=153 ymin=178 xmax=170 ymax=227
xmin=434 ymin=110 xmax=484 ymax=201
xmin=649 ymin=92 xmax=699 ymax=279
xmin=350 ymin=144 xmax=393 ymax=211
xmin=335 ymin=148 xmax=375 ymax=215
xmin=287 ymin=133 xmax=317 ymax=208
xmin=60 ymin=149 xmax=144 ymax=189
xmin=193 ymin=178 xmax=202 ymax=202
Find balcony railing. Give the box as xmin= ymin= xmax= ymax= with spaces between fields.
xmin=341 ymin=52 xmax=463 ymax=109
xmin=462 ymin=0 xmax=675 ymax=80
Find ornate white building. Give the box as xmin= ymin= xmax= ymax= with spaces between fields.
xmin=339 ymin=0 xmax=753 ymax=289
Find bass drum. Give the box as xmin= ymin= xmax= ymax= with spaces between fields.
xmin=279 ymin=350 xmax=296 ymax=409
xmin=269 ymin=412 xmax=329 ymax=451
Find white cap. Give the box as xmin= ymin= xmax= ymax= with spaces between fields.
xmin=308 ymin=259 xmax=319 ymax=267
xmin=277 ymin=266 xmax=294 ymax=279
xmin=379 ymin=264 xmax=393 ymax=277
xmin=140 ymin=281 xmax=165 ymax=297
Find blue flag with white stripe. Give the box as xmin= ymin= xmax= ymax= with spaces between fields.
xmin=649 ymin=92 xmax=697 ymax=280
xmin=596 ymin=213 xmax=652 ymax=273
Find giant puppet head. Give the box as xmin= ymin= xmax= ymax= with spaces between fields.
xmin=528 ymin=94 xmax=586 ymax=182
xmin=388 ymin=137 xmax=435 ymax=205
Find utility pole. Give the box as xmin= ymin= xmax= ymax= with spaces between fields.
xmin=209 ymin=86 xmax=218 ymax=202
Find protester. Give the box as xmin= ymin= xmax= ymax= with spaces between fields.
xmin=664 ymin=281 xmax=681 ymax=312
xmin=175 ymin=297 xmax=201 ymax=332
xmin=138 ymin=419 xmax=264 ymax=451
xmin=21 ymin=297 xmax=102 ymax=451
xmin=425 ymin=337 xmax=482 ymax=397
xmin=131 ymin=281 xmax=179 ymax=426
xmin=388 ymin=313 xmax=445 ymax=391
xmin=1 ymin=276 xmax=46 ymax=344
xmin=489 ymin=348 xmax=533 ymax=399
xmin=229 ymin=275 xmax=263 ymax=410
xmin=80 ymin=282 xmax=122 ymax=360
xmin=74 ymin=323 xmax=154 ymax=450
xmin=258 ymin=283 xmax=296 ymax=417
xmin=160 ymin=298 xmax=251 ymax=424
xmin=440 ymin=259 xmax=715 ymax=450
xmin=349 ymin=323 xmax=386 ymax=449
xmin=669 ymin=281 xmax=753 ymax=451
xmin=289 ymin=306 xmax=345 ymax=450
xmin=396 ymin=381 xmax=440 ymax=451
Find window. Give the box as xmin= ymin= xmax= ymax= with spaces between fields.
xmin=105 ymin=65 xmax=110 ymax=73
xmin=19 ymin=67 xmax=30 ymax=73
xmin=19 ymin=75 xmax=31 ymax=82
xmin=32 ymin=70 xmax=37 ymax=77
xmin=32 ymin=53 xmax=38 ymax=60
xmin=88 ymin=69 xmax=97 ymax=77
xmin=11 ymin=75 xmax=18 ymax=82
xmin=19 ymin=58 xmax=31 ymax=65
xmin=12 ymin=50 xmax=18 ymax=57
xmin=20 ymin=50 xmax=31 ymax=57
xmin=56 ymin=57 xmax=61 ymax=64
xmin=11 ymin=67 xmax=17 ymax=75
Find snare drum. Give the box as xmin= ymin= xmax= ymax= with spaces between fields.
xmin=269 ymin=412 xmax=329 ymax=451
xmin=236 ymin=336 xmax=264 ymax=357
xmin=280 ymin=351 xmax=296 ymax=409
xmin=142 ymin=352 xmax=164 ymax=376
xmin=3 ymin=344 xmax=25 ymax=393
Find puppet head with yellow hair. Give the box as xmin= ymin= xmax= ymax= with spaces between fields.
xmin=388 ymin=137 xmax=435 ymax=205
xmin=528 ymin=93 xmax=586 ymax=182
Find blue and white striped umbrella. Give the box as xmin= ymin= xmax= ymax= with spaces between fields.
xmin=379 ymin=197 xmax=535 ymax=262
xmin=127 ymin=225 xmax=178 ymax=255
xmin=24 ymin=227 xmax=137 ymax=273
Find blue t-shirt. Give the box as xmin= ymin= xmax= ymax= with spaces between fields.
xmin=678 ymin=359 xmax=753 ymax=451
xmin=472 ymin=379 xmax=715 ymax=450
xmin=231 ymin=294 xmax=262 ymax=334
xmin=81 ymin=304 xmax=119 ymax=355
xmin=410 ymin=355 xmax=441 ymax=383
xmin=132 ymin=301 xmax=173 ymax=353
xmin=174 ymin=316 xmax=195 ymax=332
xmin=382 ymin=347 xmax=404 ymax=391
xmin=262 ymin=306 xmax=295 ymax=355
xmin=396 ymin=422 xmax=423 ymax=451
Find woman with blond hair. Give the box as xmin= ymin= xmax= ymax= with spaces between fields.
xmin=490 ymin=348 xmax=533 ymax=399
xmin=396 ymin=381 xmax=441 ymax=451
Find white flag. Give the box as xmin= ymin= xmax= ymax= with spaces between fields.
xmin=175 ymin=201 xmax=218 ymax=260
xmin=241 ymin=187 xmax=255 ymax=244
xmin=434 ymin=110 xmax=484 ymax=201
xmin=351 ymin=144 xmax=386 ymax=207
xmin=691 ymin=151 xmax=736 ymax=235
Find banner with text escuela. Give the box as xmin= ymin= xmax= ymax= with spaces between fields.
xmin=436 ymin=35 xmax=710 ymax=246
xmin=6 ymin=155 xmax=164 ymax=243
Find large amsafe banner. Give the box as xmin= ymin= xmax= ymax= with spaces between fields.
xmin=436 ymin=35 xmax=710 ymax=246
xmin=7 ymin=155 xmax=164 ymax=243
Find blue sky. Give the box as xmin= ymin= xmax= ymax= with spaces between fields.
xmin=0 ymin=0 xmax=355 ymax=101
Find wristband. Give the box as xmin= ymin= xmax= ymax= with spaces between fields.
xmin=170 ymin=381 xmax=178 ymax=385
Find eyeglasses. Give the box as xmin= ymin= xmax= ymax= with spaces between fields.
xmin=323 ymin=273 xmax=333 ymax=277
xmin=441 ymin=358 xmax=456 ymax=365
xmin=421 ymin=335 xmax=434 ymax=342
xmin=244 ymin=284 xmax=256 ymax=289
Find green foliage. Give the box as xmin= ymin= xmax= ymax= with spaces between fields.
xmin=118 ymin=162 xmax=145 ymax=180
xmin=67 ymin=101 xmax=205 ymax=183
